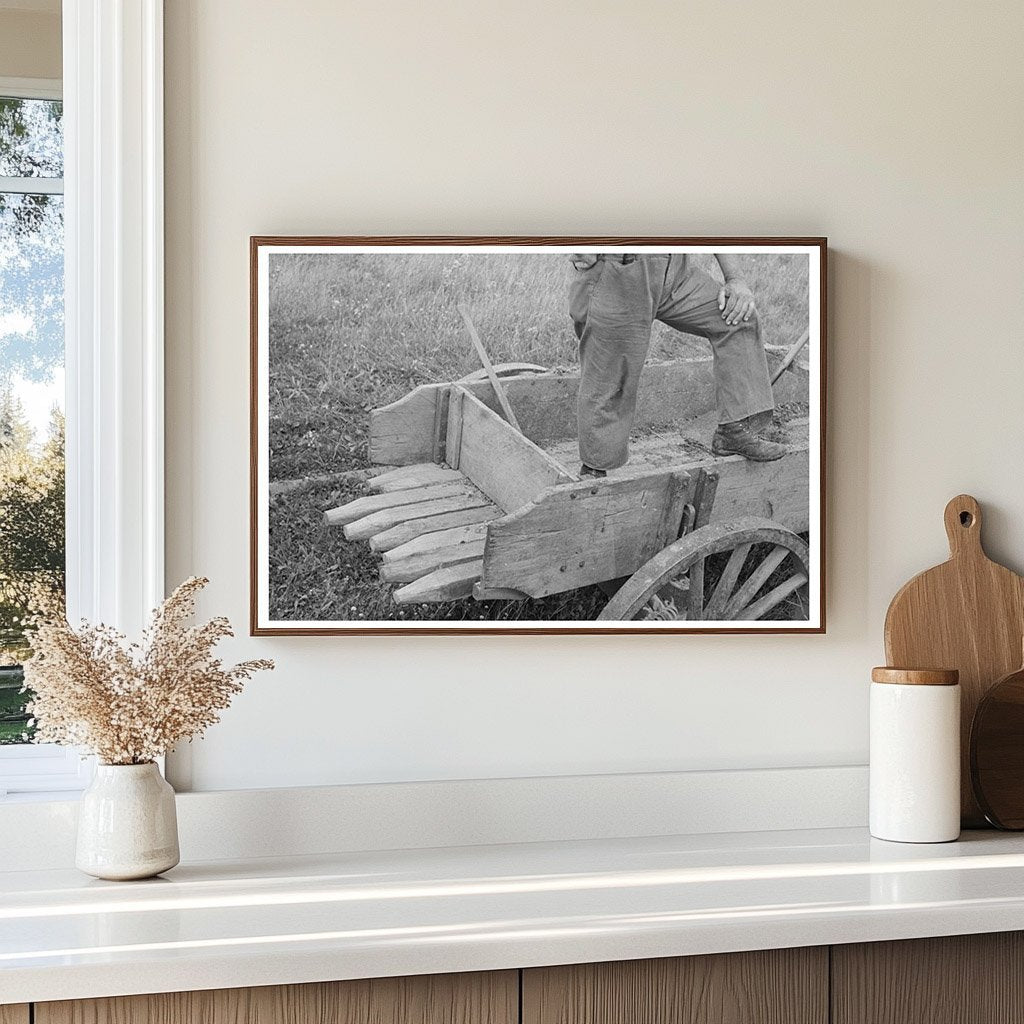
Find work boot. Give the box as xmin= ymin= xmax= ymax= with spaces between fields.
xmin=711 ymin=422 xmax=787 ymax=462
xmin=580 ymin=464 xmax=607 ymax=478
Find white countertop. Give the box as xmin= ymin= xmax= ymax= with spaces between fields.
xmin=4 ymin=826 xmax=1024 ymax=1005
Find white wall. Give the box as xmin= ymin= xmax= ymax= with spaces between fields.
xmin=164 ymin=0 xmax=1024 ymax=791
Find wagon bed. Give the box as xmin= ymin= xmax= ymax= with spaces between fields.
xmin=324 ymin=356 xmax=812 ymax=619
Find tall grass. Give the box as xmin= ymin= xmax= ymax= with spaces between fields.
xmin=267 ymin=252 xmax=808 ymax=479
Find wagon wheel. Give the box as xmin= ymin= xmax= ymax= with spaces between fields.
xmin=598 ymin=517 xmax=810 ymax=622
xmin=457 ymin=362 xmax=547 ymax=383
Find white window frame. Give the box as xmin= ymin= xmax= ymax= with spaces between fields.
xmin=0 ymin=0 xmax=165 ymax=798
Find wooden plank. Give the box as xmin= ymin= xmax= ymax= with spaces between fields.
xmin=832 ymin=933 xmax=1024 ymax=1024
xmin=393 ymin=560 xmax=484 ymax=604
xmin=368 ymin=383 xmax=443 ymax=465
xmin=772 ymin=360 xmax=809 ymax=405
xmin=369 ymin=505 xmax=502 ymax=552
xmin=523 ymin=949 xmax=827 ymax=1024
xmin=653 ymin=470 xmax=693 ymax=550
xmin=458 ymin=303 xmax=522 ymax=432
xmin=502 ymin=357 xmax=721 ymax=443
xmin=36 ymin=971 xmax=518 ymax=1024
xmin=446 ymin=386 xmax=465 ymax=471
xmin=703 ymin=450 xmax=809 ymax=533
xmin=0 ymin=1007 xmax=29 ymax=1024
xmin=481 ymin=468 xmax=695 ymax=599
xmin=431 ymin=383 xmax=447 ymax=463
xmin=769 ymin=329 xmax=810 ymax=384
xmin=368 ymin=357 xmax=784 ymax=464
xmin=453 ymin=387 xmax=575 ymax=514
xmin=344 ymin=492 xmax=494 ymax=541
xmin=381 ymin=522 xmax=491 ymax=563
xmin=367 ymin=464 xmax=465 ymax=493
xmin=324 ymin=480 xmax=477 ymax=527
xmin=473 ymin=582 xmax=530 ymax=601
xmin=481 ymin=452 xmax=807 ymax=599
xmin=381 ymin=539 xmax=487 ymax=583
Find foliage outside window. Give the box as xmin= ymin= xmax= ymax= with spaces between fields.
xmin=0 ymin=94 xmax=65 ymax=745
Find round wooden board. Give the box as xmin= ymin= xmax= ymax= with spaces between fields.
xmin=971 ymin=664 xmax=1024 ymax=829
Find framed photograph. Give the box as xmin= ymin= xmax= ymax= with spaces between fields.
xmin=251 ymin=237 xmax=826 ymax=635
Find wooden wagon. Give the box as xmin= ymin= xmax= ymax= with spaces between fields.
xmin=325 ymin=353 xmax=813 ymax=622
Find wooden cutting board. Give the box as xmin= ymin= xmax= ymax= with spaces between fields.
xmin=884 ymin=494 xmax=1024 ymax=826
xmin=970 ymin=654 xmax=1024 ymax=829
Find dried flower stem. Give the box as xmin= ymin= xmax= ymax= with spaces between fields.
xmin=23 ymin=577 xmax=273 ymax=765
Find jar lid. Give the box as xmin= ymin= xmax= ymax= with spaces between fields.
xmin=871 ymin=667 xmax=959 ymax=686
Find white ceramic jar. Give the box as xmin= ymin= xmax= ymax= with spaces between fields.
xmin=76 ymin=762 xmax=180 ymax=880
xmin=870 ymin=667 xmax=961 ymax=843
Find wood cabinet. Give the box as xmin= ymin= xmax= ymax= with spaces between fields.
xmin=34 ymin=971 xmax=517 ymax=1024
xmin=522 ymin=948 xmax=828 ymax=1024
xmin=13 ymin=933 xmax=1024 ymax=1023
xmin=831 ymin=932 xmax=1024 ymax=1024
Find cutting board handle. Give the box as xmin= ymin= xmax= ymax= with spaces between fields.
xmin=944 ymin=494 xmax=983 ymax=558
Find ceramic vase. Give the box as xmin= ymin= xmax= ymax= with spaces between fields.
xmin=76 ymin=762 xmax=180 ymax=880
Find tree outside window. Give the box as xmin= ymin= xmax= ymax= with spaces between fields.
xmin=0 ymin=94 xmax=65 ymax=744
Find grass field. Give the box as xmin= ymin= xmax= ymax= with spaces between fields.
xmin=267 ymin=252 xmax=810 ymax=623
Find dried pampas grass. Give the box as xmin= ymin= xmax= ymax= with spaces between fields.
xmin=23 ymin=577 xmax=273 ymax=765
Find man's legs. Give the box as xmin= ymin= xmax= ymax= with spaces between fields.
xmin=571 ymin=260 xmax=656 ymax=472
xmin=656 ymin=261 xmax=785 ymax=461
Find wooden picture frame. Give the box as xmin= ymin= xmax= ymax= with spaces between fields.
xmin=251 ymin=237 xmax=827 ymax=635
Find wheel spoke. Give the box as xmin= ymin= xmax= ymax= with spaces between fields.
xmin=596 ymin=517 xmax=811 ymax=623
xmin=703 ymin=543 xmax=752 ymax=620
xmin=687 ymin=557 xmax=705 ymax=619
xmin=723 ymin=544 xmax=791 ymax=619
xmin=734 ymin=573 xmax=809 ymax=621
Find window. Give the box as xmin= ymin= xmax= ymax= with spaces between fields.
xmin=1 ymin=5 xmax=167 ymax=798
xmin=0 ymin=79 xmax=84 ymax=796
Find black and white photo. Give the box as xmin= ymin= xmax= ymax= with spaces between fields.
xmin=251 ymin=238 xmax=826 ymax=634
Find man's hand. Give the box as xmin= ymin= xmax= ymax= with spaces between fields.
xmin=717 ymin=278 xmax=756 ymax=326
xmin=571 ymin=253 xmax=600 ymax=271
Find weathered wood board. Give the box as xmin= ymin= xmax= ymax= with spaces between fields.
xmin=381 ymin=522 xmax=490 ymax=563
xmin=368 ymin=359 xmax=808 ymax=466
xmin=366 ymin=463 xmax=465 ymax=493
xmin=368 ymin=505 xmax=501 ymax=552
xmin=380 ymin=539 xmax=487 ymax=584
xmin=369 ymin=384 xmax=441 ymax=465
xmin=324 ymin=480 xmax=478 ymax=527
xmin=480 ymin=469 xmax=697 ymax=599
xmin=343 ymin=492 xmax=494 ymax=541
xmin=393 ymin=560 xmax=484 ymax=604
xmin=450 ymin=387 xmax=575 ymax=514
xmin=706 ymin=451 xmax=810 ymax=533
xmin=480 ymin=450 xmax=808 ymax=600
xmin=445 ymin=385 xmax=466 ymax=471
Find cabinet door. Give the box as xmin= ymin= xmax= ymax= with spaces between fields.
xmin=523 ymin=948 xmax=828 ymax=1024
xmin=832 ymin=932 xmax=1024 ymax=1024
xmin=0 ymin=1007 xmax=30 ymax=1024
xmin=35 ymin=970 xmax=517 ymax=1024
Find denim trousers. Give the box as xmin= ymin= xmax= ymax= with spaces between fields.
xmin=569 ymin=254 xmax=775 ymax=471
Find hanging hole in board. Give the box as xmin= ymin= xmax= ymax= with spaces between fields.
xmin=960 ymin=511 xmax=974 ymax=527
